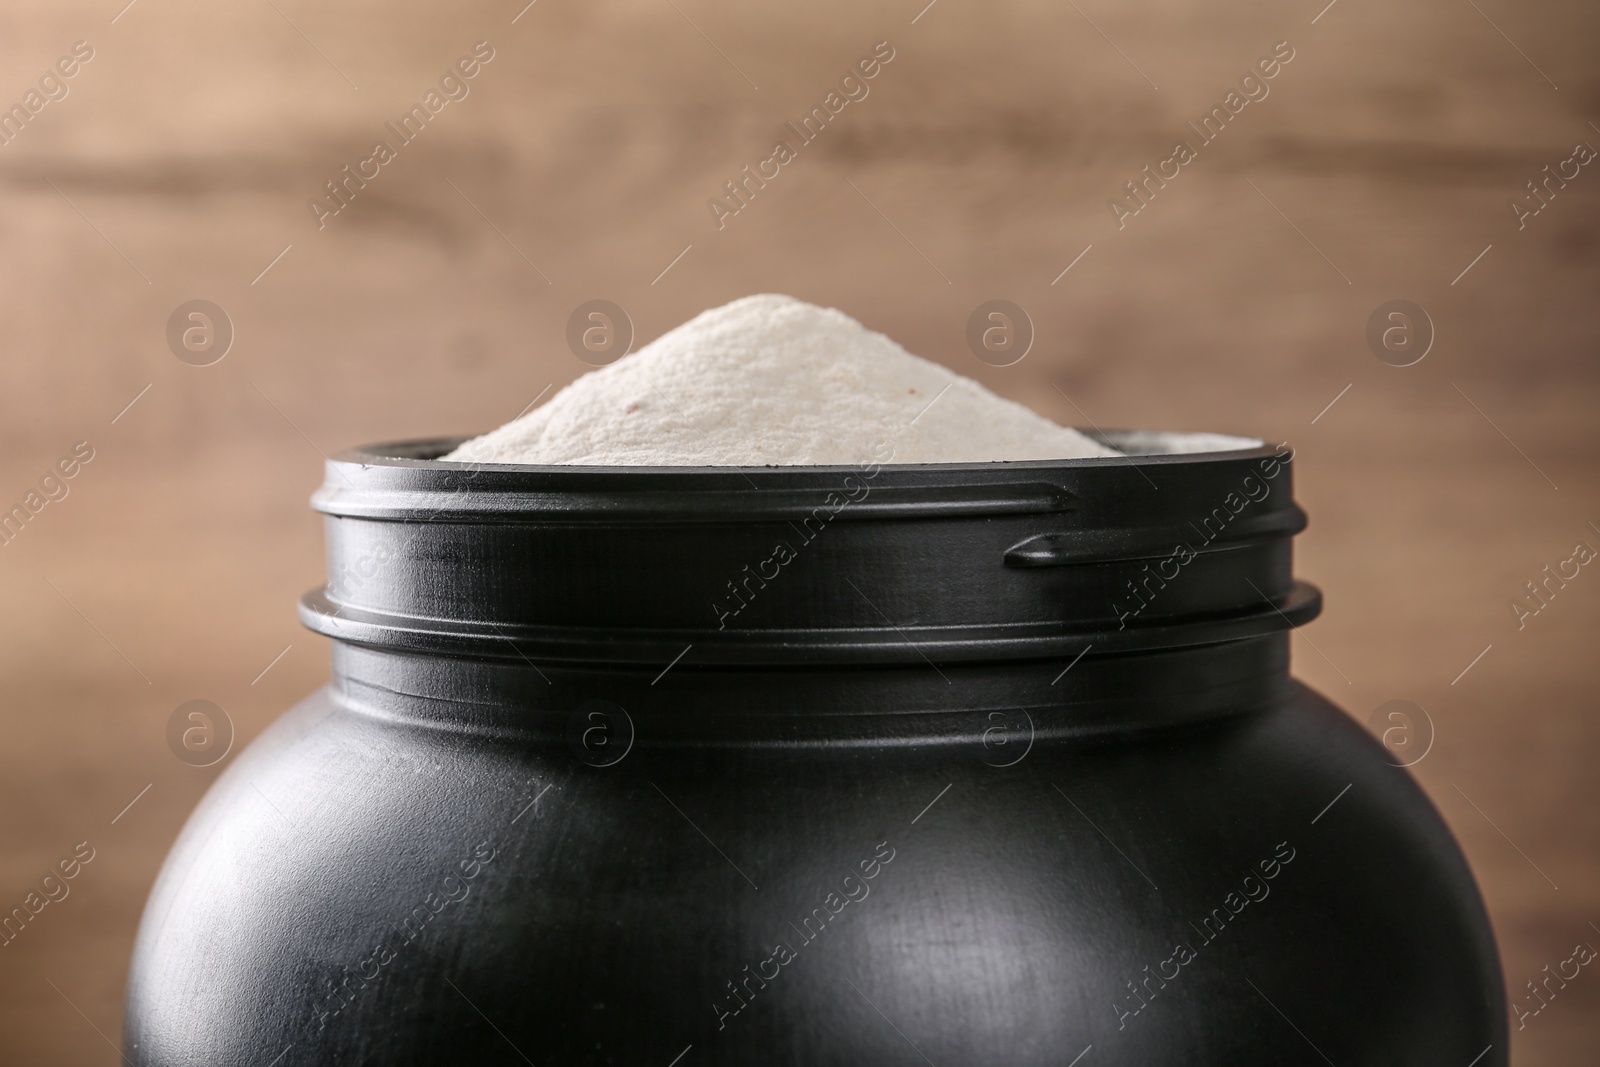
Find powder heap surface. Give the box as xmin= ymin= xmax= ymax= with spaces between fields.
xmin=443 ymin=294 xmax=1119 ymax=466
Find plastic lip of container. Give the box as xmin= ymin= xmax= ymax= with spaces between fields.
xmin=300 ymin=430 xmax=1317 ymax=667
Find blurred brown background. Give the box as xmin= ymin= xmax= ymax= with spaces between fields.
xmin=1 ymin=0 xmax=1596 ymax=1060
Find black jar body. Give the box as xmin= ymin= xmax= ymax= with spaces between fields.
xmin=124 ymin=435 xmax=1507 ymax=1066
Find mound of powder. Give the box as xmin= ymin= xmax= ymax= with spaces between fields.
xmin=442 ymin=294 xmax=1119 ymax=466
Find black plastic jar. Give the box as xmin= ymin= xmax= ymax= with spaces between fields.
xmin=125 ymin=433 xmax=1506 ymax=1066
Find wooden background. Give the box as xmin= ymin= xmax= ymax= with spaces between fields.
xmin=1 ymin=0 xmax=1596 ymax=1060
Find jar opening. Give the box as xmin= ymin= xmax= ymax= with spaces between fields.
xmin=302 ymin=434 xmax=1318 ymax=666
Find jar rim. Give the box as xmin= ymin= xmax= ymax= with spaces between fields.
xmin=303 ymin=432 xmax=1318 ymax=665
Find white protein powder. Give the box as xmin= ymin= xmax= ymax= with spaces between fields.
xmin=442 ymin=294 xmax=1120 ymax=466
